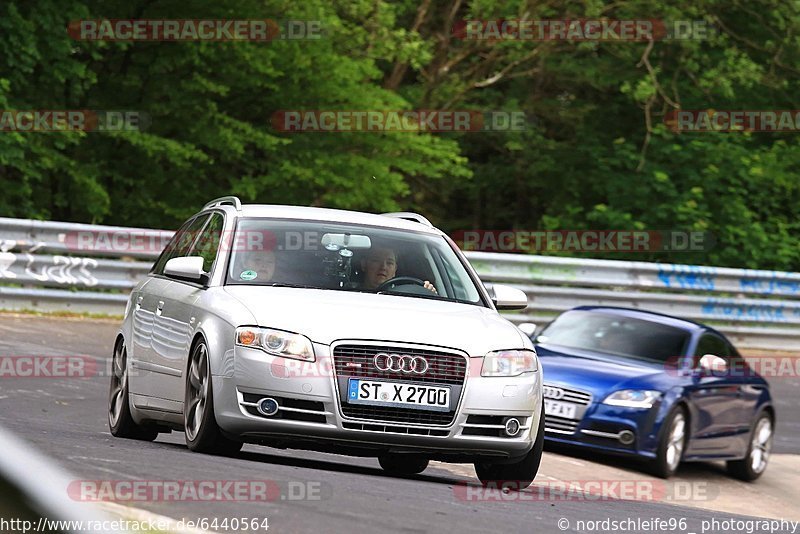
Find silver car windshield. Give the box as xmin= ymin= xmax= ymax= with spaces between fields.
xmin=225 ymin=218 xmax=484 ymax=305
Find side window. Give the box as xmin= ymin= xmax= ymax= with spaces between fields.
xmin=693 ymin=333 xmax=730 ymax=362
xmin=151 ymin=215 xmax=209 ymax=275
xmin=192 ymin=213 xmax=225 ymax=273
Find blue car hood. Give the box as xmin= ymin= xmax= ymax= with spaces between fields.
xmin=536 ymin=343 xmax=675 ymax=399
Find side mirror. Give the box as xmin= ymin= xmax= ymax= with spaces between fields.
xmin=491 ymin=284 xmax=528 ymax=311
xmin=164 ymin=256 xmax=206 ymax=282
xmin=517 ymin=322 xmax=538 ymax=337
xmin=697 ymin=354 xmax=728 ymax=377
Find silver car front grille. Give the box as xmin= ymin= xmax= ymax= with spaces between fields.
xmin=333 ymin=344 xmax=467 ymax=385
xmin=332 ymin=343 xmax=468 ymax=426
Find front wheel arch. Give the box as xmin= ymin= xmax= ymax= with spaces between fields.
xmin=182 ymin=335 xmax=242 ymax=455
xmin=185 ymin=332 xmax=208 ymax=380
xmin=727 ymin=408 xmax=774 ymax=481
xmin=649 ymin=403 xmax=689 ymax=478
xmin=656 ymin=398 xmax=691 ymax=442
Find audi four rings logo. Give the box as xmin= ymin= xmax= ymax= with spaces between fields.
xmin=373 ymin=352 xmax=429 ymax=374
xmin=542 ymin=385 xmax=565 ymax=400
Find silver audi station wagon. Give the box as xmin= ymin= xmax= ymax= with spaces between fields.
xmin=108 ymin=197 xmax=544 ymax=487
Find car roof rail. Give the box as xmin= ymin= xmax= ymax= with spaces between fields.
xmin=382 ymin=212 xmax=433 ymax=227
xmin=203 ymin=196 xmax=242 ymax=211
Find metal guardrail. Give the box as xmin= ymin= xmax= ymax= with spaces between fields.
xmin=0 ymin=217 xmax=798 ymax=350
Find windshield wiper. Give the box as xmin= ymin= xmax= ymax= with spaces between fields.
xmin=267 ymin=283 xmax=329 ymax=290
xmin=377 ymin=290 xmax=449 ymax=302
xmin=376 ymin=289 xmax=482 ymax=306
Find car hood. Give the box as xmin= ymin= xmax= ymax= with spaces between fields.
xmin=223 ymin=286 xmax=525 ymax=354
xmin=535 ymin=343 xmax=676 ymax=398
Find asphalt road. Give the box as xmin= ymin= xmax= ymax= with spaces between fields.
xmin=0 ymin=315 xmax=797 ymax=534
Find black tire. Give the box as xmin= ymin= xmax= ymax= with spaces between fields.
xmin=649 ymin=406 xmax=687 ymax=479
xmin=184 ymin=340 xmax=243 ymax=455
xmin=475 ymin=405 xmax=545 ymax=490
xmin=108 ymin=338 xmax=159 ymax=441
xmin=727 ymin=412 xmax=773 ymax=482
xmin=378 ymin=454 xmax=429 ymax=475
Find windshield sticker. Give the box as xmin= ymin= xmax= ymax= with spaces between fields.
xmin=240 ymin=270 xmax=258 ymax=281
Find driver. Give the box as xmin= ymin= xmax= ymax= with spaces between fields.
xmin=362 ymin=247 xmax=437 ymax=293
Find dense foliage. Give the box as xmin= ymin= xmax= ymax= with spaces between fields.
xmin=1 ymin=0 xmax=798 ymax=269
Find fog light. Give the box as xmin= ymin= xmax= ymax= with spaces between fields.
xmin=257 ymin=398 xmax=279 ymax=417
xmin=619 ymin=430 xmax=635 ymax=445
xmin=504 ymin=418 xmax=521 ymax=437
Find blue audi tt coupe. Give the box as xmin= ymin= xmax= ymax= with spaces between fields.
xmin=526 ymin=306 xmax=774 ymax=480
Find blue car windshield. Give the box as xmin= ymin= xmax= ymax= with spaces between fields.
xmin=537 ymin=310 xmax=690 ymax=363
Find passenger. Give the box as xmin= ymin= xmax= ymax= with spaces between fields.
xmin=236 ymin=250 xmax=276 ymax=282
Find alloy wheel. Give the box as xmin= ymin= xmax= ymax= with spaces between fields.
xmin=185 ymin=343 xmax=209 ymax=441
xmin=750 ymin=417 xmax=772 ymax=474
xmin=665 ymin=413 xmax=686 ymax=472
xmin=108 ymin=342 xmax=127 ymax=428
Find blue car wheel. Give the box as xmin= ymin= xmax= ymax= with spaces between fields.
xmin=650 ymin=407 xmax=687 ymax=478
xmin=727 ymin=412 xmax=773 ymax=481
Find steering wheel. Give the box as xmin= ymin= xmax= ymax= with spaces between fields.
xmin=376 ymin=276 xmax=426 ymax=292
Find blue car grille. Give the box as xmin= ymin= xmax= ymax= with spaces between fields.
xmin=543 ymin=384 xmax=592 ymax=435
xmin=544 ymin=415 xmax=580 ymax=433
xmin=543 ymin=384 xmax=592 ymax=405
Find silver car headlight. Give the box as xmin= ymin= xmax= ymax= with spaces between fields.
xmin=481 ymin=349 xmax=538 ymax=377
xmin=602 ymin=390 xmax=661 ymax=409
xmin=235 ymin=327 xmax=315 ymax=362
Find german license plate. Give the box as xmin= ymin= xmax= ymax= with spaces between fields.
xmin=347 ymin=379 xmax=451 ymax=412
xmin=544 ymin=399 xmax=577 ymax=419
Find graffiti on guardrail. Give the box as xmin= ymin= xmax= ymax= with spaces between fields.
xmin=0 ymin=240 xmax=15 ymax=278
xmin=0 ymin=240 xmax=99 ymax=286
xmin=701 ymin=299 xmax=791 ymax=323
xmin=657 ymin=264 xmax=716 ymax=290
xmin=739 ymin=273 xmax=800 ymax=296
xmin=26 ymin=255 xmax=99 ymax=286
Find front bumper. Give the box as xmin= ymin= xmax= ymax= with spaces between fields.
xmin=544 ymin=399 xmax=660 ymax=459
xmin=212 ymin=342 xmax=542 ymax=461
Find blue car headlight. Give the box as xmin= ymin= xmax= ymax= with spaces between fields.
xmin=602 ymin=390 xmax=661 ymax=409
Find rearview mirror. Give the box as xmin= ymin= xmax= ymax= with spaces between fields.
xmin=321 ymin=233 xmax=372 ymax=250
xmin=164 ymin=256 xmax=206 ymax=282
xmin=491 ymin=284 xmax=528 ymax=310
